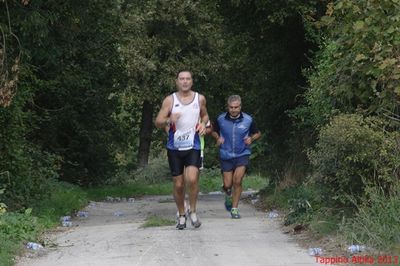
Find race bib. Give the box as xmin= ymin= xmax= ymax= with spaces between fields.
xmin=174 ymin=128 xmax=195 ymax=150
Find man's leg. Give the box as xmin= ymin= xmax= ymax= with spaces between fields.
xmin=168 ymin=149 xmax=187 ymax=229
xmin=173 ymin=174 xmax=187 ymax=229
xmin=185 ymin=165 xmax=199 ymax=212
xmin=231 ymin=166 xmax=246 ymax=208
xmin=173 ymin=174 xmax=185 ymax=215
xmin=185 ymin=165 xmax=202 ymax=228
xmin=222 ymin=171 xmax=233 ymax=193
xmin=222 ymin=171 xmax=233 ymax=211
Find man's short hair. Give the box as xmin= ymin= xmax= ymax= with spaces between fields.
xmin=176 ymin=70 xmax=193 ymax=79
xmin=227 ymin=95 xmax=241 ymax=104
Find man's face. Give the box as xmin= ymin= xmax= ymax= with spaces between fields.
xmin=228 ymin=100 xmax=241 ymax=117
xmin=176 ymin=71 xmax=193 ymax=92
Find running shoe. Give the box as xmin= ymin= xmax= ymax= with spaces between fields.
xmin=176 ymin=214 xmax=186 ymax=230
xmin=230 ymin=208 xmax=241 ymax=219
xmin=189 ymin=211 xmax=202 ymax=228
xmin=224 ymin=194 xmax=233 ymax=212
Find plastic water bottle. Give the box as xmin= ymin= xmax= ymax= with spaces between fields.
xmin=76 ymin=211 xmax=88 ymax=218
xmin=308 ymin=247 xmax=322 ymax=256
xmin=113 ymin=211 xmax=124 ymax=217
xmin=348 ymin=245 xmax=365 ymax=253
xmin=106 ymin=196 xmax=114 ymax=202
xmin=60 ymin=216 xmax=71 ymax=222
xmin=62 ymin=221 xmax=72 ymax=227
xmin=251 ymin=199 xmax=259 ymax=205
xmin=26 ymin=242 xmax=43 ymax=250
xmin=267 ymin=210 xmax=279 ymax=218
xmin=208 ymin=191 xmax=222 ymax=195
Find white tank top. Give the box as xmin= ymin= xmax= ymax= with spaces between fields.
xmin=167 ymin=92 xmax=200 ymax=150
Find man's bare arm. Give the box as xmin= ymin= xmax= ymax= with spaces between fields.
xmin=251 ymin=131 xmax=261 ymax=141
xmin=155 ymin=96 xmax=172 ymax=129
xmin=199 ymin=94 xmax=209 ymax=125
xmin=197 ymin=94 xmax=209 ymax=135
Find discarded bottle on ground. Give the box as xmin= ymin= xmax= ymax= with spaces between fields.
xmin=348 ymin=245 xmax=365 ymax=253
xmin=76 ymin=211 xmax=88 ymax=218
xmin=62 ymin=221 xmax=72 ymax=227
xmin=308 ymin=247 xmax=322 ymax=256
xmin=267 ymin=210 xmax=279 ymax=218
xmin=128 ymin=198 xmax=135 ymax=203
xmin=26 ymin=242 xmax=43 ymax=250
xmin=60 ymin=215 xmax=71 ymax=222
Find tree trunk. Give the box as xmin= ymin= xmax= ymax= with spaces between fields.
xmin=137 ymin=100 xmax=154 ymax=167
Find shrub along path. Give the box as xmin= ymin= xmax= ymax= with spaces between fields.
xmin=16 ymin=193 xmax=316 ymax=266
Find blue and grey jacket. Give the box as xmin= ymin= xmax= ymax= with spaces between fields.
xmin=214 ymin=112 xmax=258 ymax=160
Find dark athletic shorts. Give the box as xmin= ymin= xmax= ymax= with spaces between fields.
xmin=167 ymin=149 xmax=201 ymax=177
xmin=220 ymin=155 xmax=250 ymax=172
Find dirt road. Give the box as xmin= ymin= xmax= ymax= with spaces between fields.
xmin=16 ymin=192 xmax=317 ymax=266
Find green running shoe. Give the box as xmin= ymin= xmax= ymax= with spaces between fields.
xmin=230 ymin=208 xmax=241 ymax=219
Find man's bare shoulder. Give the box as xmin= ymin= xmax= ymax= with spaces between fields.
xmin=162 ymin=94 xmax=173 ymax=105
xmin=198 ymin=93 xmax=206 ymax=103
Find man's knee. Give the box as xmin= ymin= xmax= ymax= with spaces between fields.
xmin=173 ymin=176 xmax=185 ymax=189
xmin=185 ymin=174 xmax=199 ymax=185
xmin=232 ymin=178 xmax=243 ymax=187
xmin=232 ymin=176 xmax=243 ymax=187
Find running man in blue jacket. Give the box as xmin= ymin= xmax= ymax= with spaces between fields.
xmin=211 ymin=95 xmax=261 ymax=219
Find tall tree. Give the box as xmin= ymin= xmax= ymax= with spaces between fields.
xmin=120 ymin=0 xmax=224 ymax=167
xmin=1 ymin=0 xmax=126 ymax=190
xmin=298 ymin=0 xmax=400 ymax=129
xmin=214 ymin=0 xmax=324 ymax=175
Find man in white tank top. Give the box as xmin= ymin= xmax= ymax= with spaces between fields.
xmin=155 ymin=70 xmax=209 ymax=230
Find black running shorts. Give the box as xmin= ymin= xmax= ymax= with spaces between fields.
xmin=167 ymin=149 xmax=201 ymax=177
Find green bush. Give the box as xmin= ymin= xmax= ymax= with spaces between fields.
xmin=199 ymin=168 xmax=222 ymax=193
xmin=0 ymin=96 xmax=60 ymax=210
xmin=0 ymin=209 xmax=42 ymax=266
xmin=309 ymin=114 xmax=399 ymax=205
xmin=107 ymin=154 xmax=170 ymax=185
xmin=31 ymin=181 xmax=87 ymax=222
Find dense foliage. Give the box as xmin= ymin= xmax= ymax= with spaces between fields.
xmin=291 ymin=0 xmax=400 ymax=250
xmin=1 ymin=0 xmax=126 ymax=208
xmin=309 ymin=114 xmax=400 ymax=204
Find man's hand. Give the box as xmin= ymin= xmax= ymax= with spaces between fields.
xmin=244 ymin=136 xmax=253 ymax=145
xmin=216 ymin=136 xmax=224 ymax=146
xmin=196 ymin=122 xmax=207 ymax=136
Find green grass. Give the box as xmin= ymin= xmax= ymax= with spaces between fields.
xmin=87 ymin=169 xmax=269 ymax=200
xmin=140 ymin=216 xmax=176 ymax=228
xmin=260 ymin=182 xmax=343 ymax=234
xmin=340 ymin=186 xmax=400 ymax=253
xmin=32 ymin=182 xmax=88 ymax=225
xmin=260 ymin=180 xmax=400 ymax=255
xmin=85 ymin=182 xmax=172 ymax=201
xmin=199 ymin=167 xmax=269 ymax=193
